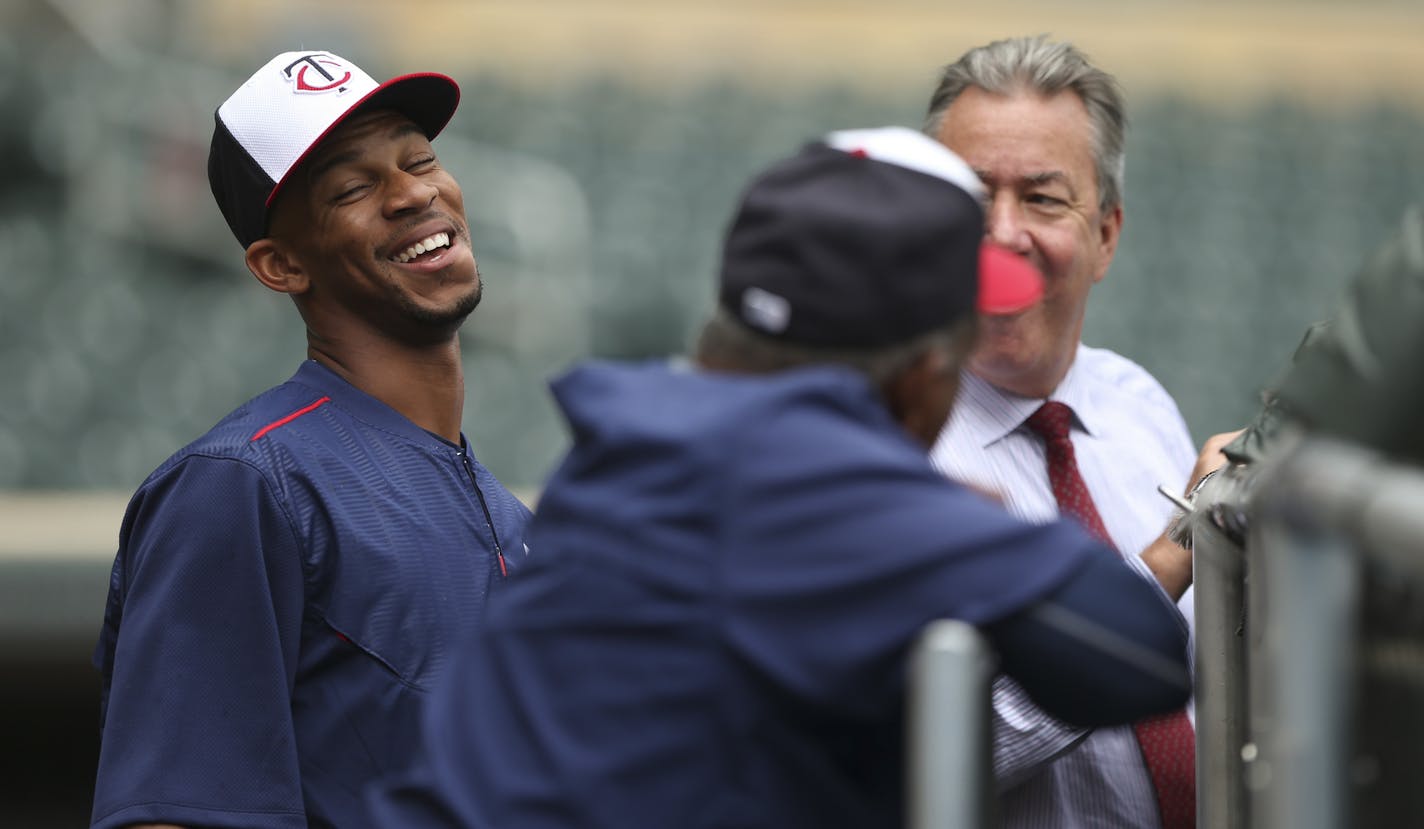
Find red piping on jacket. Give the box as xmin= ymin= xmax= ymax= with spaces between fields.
xmin=251 ymin=396 xmax=332 ymax=441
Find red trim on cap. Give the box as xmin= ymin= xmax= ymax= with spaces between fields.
xmin=251 ymin=396 xmax=332 ymax=441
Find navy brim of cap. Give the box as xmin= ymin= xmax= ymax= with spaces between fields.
xmin=978 ymin=242 xmax=1044 ymax=315
xmin=263 ymin=72 xmax=461 ymax=211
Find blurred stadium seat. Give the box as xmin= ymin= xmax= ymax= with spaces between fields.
xmin=4 ymin=58 xmax=1423 ymax=491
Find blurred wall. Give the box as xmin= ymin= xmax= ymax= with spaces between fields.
xmin=2 ymin=0 xmax=1423 ymax=824
xmin=3 ymin=0 xmax=1423 ymax=493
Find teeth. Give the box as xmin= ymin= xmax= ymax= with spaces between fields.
xmin=393 ymin=232 xmax=451 ymax=263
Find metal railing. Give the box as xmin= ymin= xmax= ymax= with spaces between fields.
xmin=907 ymin=619 xmax=996 ymax=829
xmin=1195 ymin=437 xmax=1424 ymax=828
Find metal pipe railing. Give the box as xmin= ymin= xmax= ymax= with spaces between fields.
xmin=1194 ymin=516 xmax=1249 ymax=829
xmin=907 ymin=619 xmax=996 ymax=829
xmin=1233 ymin=438 xmax=1424 ymax=828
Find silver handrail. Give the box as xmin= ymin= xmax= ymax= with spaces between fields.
xmin=907 ymin=619 xmax=996 ymax=829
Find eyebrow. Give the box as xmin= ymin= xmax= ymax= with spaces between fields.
xmin=972 ymin=168 xmax=1077 ymax=200
xmin=973 ymin=167 xmax=1070 ymax=185
xmin=305 ymin=120 xmax=428 ymax=185
xmin=1022 ymin=171 xmax=1070 ymax=188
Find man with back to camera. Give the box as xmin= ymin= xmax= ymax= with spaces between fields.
xmin=368 ymin=126 xmax=1232 ymax=829
xmin=88 ymin=51 xmax=531 ymax=829
xmin=923 ymin=35 xmax=1240 ymax=828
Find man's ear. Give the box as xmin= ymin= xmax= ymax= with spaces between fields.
xmin=1093 ymin=203 xmax=1124 ymax=284
xmin=244 ymin=238 xmax=310 ymax=296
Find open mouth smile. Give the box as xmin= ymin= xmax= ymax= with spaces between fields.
xmin=390 ymin=232 xmax=452 ymax=264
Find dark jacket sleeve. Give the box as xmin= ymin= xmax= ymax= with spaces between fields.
xmin=983 ymin=551 xmax=1191 ymax=726
xmin=91 ymin=456 xmax=308 ymax=829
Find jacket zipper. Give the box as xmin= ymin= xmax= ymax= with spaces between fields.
xmin=459 ymin=449 xmax=507 ymax=578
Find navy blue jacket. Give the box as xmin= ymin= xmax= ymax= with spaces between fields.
xmin=91 ymin=360 xmax=531 ymax=829
xmin=373 ymin=360 xmax=1189 ymax=829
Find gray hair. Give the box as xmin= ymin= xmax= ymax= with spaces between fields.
xmin=693 ymin=307 xmax=978 ymax=390
xmin=922 ymin=35 xmax=1127 ymax=213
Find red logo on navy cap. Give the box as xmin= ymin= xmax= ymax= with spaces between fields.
xmin=283 ymin=54 xmax=353 ymax=94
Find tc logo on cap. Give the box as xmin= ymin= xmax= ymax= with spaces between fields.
xmin=211 ymin=50 xmax=460 ymax=248
xmin=283 ymin=53 xmax=354 ymax=94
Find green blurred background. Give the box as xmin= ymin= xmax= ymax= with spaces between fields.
xmin=2 ymin=0 xmax=1422 ymax=824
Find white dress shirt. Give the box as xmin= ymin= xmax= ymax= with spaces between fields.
xmin=929 ymin=343 xmax=1197 ymax=829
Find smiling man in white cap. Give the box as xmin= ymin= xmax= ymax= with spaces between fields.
xmin=370 ymin=126 xmax=1202 ymax=829
xmin=89 ymin=51 xmax=531 ymax=829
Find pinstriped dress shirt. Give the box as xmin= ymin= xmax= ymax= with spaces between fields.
xmin=929 ymin=343 xmax=1197 ymax=829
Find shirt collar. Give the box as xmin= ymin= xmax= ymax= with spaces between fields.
xmin=290 ymin=359 xmax=463 ymax=450
xmin=952 ymin=343 xmax=1099 ymax=448
xmin=1052 ymin=346 xmax=1101 ymax=438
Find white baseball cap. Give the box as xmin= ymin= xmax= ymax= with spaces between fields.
xmin=207 ymin=50 xmax=460 ymax=248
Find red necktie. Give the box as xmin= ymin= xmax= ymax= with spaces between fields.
xmin=1025 ymin=401 xmax=1196 ymax=829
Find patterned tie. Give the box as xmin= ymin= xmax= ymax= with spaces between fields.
xmin=1025 ymin=401 xmax=1197 ymax=829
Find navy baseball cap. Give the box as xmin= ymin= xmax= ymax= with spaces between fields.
xmin=208 ymin=50 xmax=460 ymax=249
xmin=719 ymin=126 xmax=1042 ymax=348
